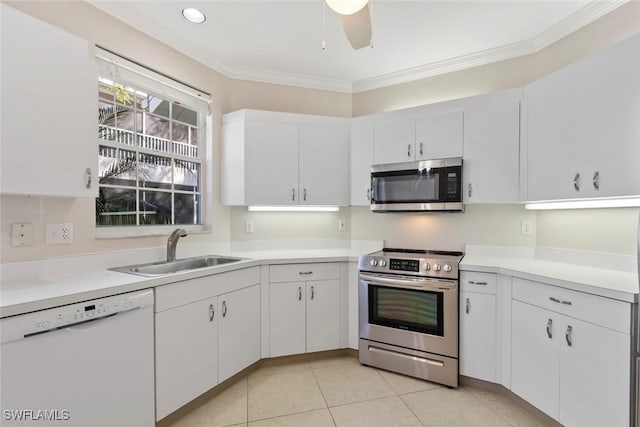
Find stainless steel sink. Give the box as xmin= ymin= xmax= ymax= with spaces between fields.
xmin=109 ymin=255 xmax=247 ymax=277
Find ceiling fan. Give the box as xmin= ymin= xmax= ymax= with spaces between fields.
xmin=325 ymin=0 xmax=373 ymax=49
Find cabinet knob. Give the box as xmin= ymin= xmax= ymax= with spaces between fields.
xmin=573 ymin=173 xmax=580 ymax=192
xmin=592 ymin=171 xmax=600 ymax=190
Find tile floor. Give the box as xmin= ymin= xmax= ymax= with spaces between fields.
xmin=168 ymin=356 xmax=552 ymax=427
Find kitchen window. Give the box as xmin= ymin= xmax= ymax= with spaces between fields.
xmin=96 ymin=49 xmax=211 ymax=233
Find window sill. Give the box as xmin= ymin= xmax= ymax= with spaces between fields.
xmin=95 ymin=224 xmax=207 ymax=239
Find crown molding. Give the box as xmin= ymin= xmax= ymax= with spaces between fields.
xmin=227 ymin=67 xmax=353 ymax=93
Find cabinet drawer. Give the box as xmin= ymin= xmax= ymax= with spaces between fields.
xmin=512 ymin=278 xmax=630 ymax=334
xmin=269 ymin=263 xmax=340 ymax=283
xmin=156 ymin=267 xmax=261 ymax=312
xmin=460 ymin=271 xmax=496 ymax=294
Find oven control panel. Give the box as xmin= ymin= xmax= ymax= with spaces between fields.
xmin=389 ymin=258 xmax=420 ymax=272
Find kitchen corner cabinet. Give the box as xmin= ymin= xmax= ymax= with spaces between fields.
xmin=154 ymin=267 xmax=260 ymax=420
xmin=222 ymin=109 xmax=349 ymax=206
xmin=372 ymin=110 xmax=463 ymax=165
xmin=459 ymin=272 xmax=498 ymax=382
xmin=463 ymin=90 xmax=521 ymax=203
xmin=510 ymin=278 xmax=630 ymax=427
xmin=268 ymin=263 xmax=342 ymax=357
xmin=525 ymin=33 xmax=640 ymax=202
xmin=0 ymin=4 xmax=98 ymax=197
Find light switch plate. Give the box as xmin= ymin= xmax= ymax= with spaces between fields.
xmin=338 ymin=219 xmax=346 ymax=231
xmin=11 ymin=223 xmax=33 ymax=247
xmin=245 ymin=220 xmax=254 ymax=233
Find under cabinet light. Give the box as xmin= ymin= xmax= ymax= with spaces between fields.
xmin=248 ymin=206 xmax=340 ymax=212
xmin=525 ymin=198 xmax=640 ymax=210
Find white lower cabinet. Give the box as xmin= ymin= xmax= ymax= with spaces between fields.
xmin=155 ymin=296 xmax=218 ymax=421
xmin=218 ymin=284 xmax=261 ymax=382
xmin=511 ymin=279 xmax=630 ymax=427
xmin=269 ymin=263 xmax=342 ymax=357
xmin=459 ymin=271 xmax=499 ymax=383
xmin=154 ymin=267 xmax=261 ymax=420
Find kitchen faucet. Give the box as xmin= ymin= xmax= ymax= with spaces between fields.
xmin=166 ymin=228 xmax=187 ymax=262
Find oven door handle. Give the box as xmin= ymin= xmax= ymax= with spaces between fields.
xmin=359 ymin=273 xmax=456 ymax=291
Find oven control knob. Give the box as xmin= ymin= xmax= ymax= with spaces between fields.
xmin=423 ymin=263 xmax=430 ymax=271
xmin=370 ymin=259 xmax=378 ymax=267
xmin=443 ymin=264 xmax=452 ymax=272
xmin=379 ymin=260 xmax=387 ymax=267
xmin=433 ymin=263 xmax=441 ymax=271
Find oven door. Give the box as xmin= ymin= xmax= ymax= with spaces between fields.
xmin=370 ymin=159 xmax=462 ymax=212
xmin=359 ymin=272 xmax=458 ymax=358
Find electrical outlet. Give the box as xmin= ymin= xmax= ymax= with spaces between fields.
xmin=521 ymin=221 xmax=534 ymax=236
xmin=245 ymin=220 xmax=254 ymax=233
xmin=46 ymin=223 xmax=74 ymax=244
xmin=338 ymin=219 xmax=346 ymax=231
xmin=11 ymin=223 xmax=33 ymax=247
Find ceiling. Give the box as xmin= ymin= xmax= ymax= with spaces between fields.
xmin=89 ymin=1 xmax=624 ymax=93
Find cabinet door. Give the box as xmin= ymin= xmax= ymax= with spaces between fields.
xmin=415 ymin=111 xmax=463 ymax=160
xmin=299 ymin=123 xmax=349 ymax=205
xmin=155 ymin=297 xmax=218 ymax=420
xmin=559 ymin=316 xmax=630 ymax=427
xmin=511 ymin=300 xmax=560 ymax=419
xmin=459 ymin=292 xmax=496 ymax=382
xmin=244 ymin=121 xmax=299 ymax=205
xmin=1 ymin=4 xmax=97 ymax=197
xmin=463 ymin=92 xmax=520 ymax=203
xmin=373 ymin=118 xmax=415 ymax=164
xmin=306 ymin=280 xmax=341 ymax=353
xmin=218 ymin=285 xmax=261 ymax=382
xmin=350 ymin=121 xmax=374 ymax=206
xmin=269 ymin=282 xmax=306 ymax=357
xmin=526 ymin=34 xmax=640 ymax=201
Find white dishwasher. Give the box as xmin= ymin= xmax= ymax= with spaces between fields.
xmin=0 ymin=289 xmax=155 ymax=426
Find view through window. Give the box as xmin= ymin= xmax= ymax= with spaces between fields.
xmin=97 ymin=78 xmax=202 ymax=226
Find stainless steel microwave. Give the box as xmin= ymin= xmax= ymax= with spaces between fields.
xmin=370 ymin=158 xmax=463 ymax=212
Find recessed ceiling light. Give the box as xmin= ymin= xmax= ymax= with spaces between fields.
xmin=182 ymin=8 xmax=206 ymax=24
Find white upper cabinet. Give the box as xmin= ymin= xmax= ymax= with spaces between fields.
xmin=415 ymin=111 xmax=463 ymax=160
xmin=222 ymin=110 xmax=349 ymax=206
xmin=349 ymin=119 xmax=374 ymax=206
xmin=463 ymin=90 xmax=521 ymax=204
xmin=1 ymin=4 xmax=98 ymax=197
xmin=373 ymin=111 xmax=463 ymax=165
xmin=299 ymin=124 xmax=349 ymax=206
xmin=525 ymin=33 xmax=640 ymax=201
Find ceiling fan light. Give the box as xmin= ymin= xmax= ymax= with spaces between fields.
xmin=325 ymin=0 xmax=369 ymax=16
xmin=182 ymin=8 xmax=206 ymax=24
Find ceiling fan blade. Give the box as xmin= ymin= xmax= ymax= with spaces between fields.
xmin=340 ymin=4 xmax=372 ymax=49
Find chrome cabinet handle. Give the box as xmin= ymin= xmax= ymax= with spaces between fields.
xmin=407 ymin=144 xmax=411 ymax=158
xmin=292 ymin=188 xmax=296 ymax=202
xmin=465 ymin=297 xmax=470 ymax=314
xmin=565 ymin=325 xmax=573 ymax=347
xmin=573 ymin=173 xmax=580 ymax=191
xmin=419 ymin=142 xmax=423 ymax=156
xmin=299 ymin=271 xmax=313 ymax=275
xmin=209 ymin=304 xmax=215 ymax=322
xmin=550 ymin=296 xmax=572 ymax=306
xmin=298 ymin=286 xmax=302 ymax=301
xmin=222 ymin=301 xmax=227 ymax=318
xmin=85 ymin=168 xmax=92 ymax=189
xmin=303 ymin=188 xmax=307 ymax=201
xmin=593 ymin=171 xmax=600 ymax=190
xmin=468 ymin=183 xmax=472 ymax=198
xmin=310 ymin=286 xmax=315 ymax=300
xmin=468 ymin=280 xmax=487 ymax=286
xmin=546 ymin=318 xmax=553 ymax=339
xmin=367 ymin=188 xmax=371 ymax=201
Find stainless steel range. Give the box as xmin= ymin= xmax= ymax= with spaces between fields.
xmin=358 ymin=248 xmax=464 ymax=388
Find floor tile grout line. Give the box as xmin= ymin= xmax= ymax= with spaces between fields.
xmin=245 ymin=406 xmax=336 ymax=426
xmin=375 ymin=368 xmax=401 ymax=396
xmin=309 ymin=363 xmax=338 ymax=427
xmin=396 ymin=394 xmax=427 ymax=427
